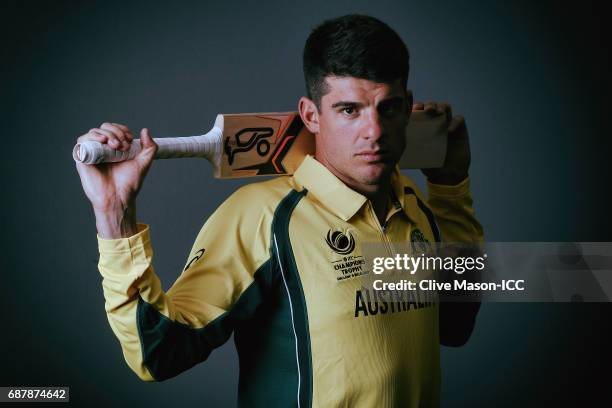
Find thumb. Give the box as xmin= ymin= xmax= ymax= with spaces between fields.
xmin=135 ymin=128 xmax=158 ymax=170
xmin=137 ymin=128 xmax=158 ymax=163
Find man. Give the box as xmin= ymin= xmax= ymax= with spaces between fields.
xmin=76 ymin=14 xmax=483 ymax=407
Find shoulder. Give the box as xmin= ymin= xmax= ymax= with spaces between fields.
xmin=201 ymin=176 xmax=300 ymax=248
xmin=221 ymin=176 xmax=299 ymax=216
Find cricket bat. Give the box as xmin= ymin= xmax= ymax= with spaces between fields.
xmin=72 ymin=111 xmax=447 ymax=178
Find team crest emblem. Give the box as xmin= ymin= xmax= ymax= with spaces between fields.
xmin=326 ymin=228 xmax=367 ymax=281
xmin=325 ymin=229 xmax=355 ymax=255
xmin=410 ymin=228 xmax=430 ymax=254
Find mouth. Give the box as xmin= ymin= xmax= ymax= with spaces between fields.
xmin=355 ymin=150 xmax=391 ymax=163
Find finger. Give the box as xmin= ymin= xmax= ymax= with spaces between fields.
xmin=100 ymin=123 xmax=131 ymax=149
xmin=435 ymin=102 xmax=450 ymax=116
xmin=424 ymin=101 xmax=435 ymax=113
xmin=101 ymin=122 xmax=134 ymax=143
xmin=444 ymin=104 xmax=453 ymax=120
xmin=96 ymin=128 xmax=129 ymax=151
xmin=111 ymin=123 xmax=134 ymax=141
xmin=109 ymin=122 xmax=129 ymax=132
xmin=94 ymin=129 xmax=122 ymax=150
xmin=448 ymin=115 xmax=465 ymax=133
xmin=77 ymin=130 xmax=107 ymax=144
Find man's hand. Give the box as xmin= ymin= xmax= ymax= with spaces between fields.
xmin=75 ymin=123 xmax=158 ymax=239
xmin=413 ymin=102 xmax=470 ymax=185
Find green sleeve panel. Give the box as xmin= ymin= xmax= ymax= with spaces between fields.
xmin=137 ymin=258 xmax=272 ymax=381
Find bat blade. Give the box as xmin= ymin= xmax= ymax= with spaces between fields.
xmin=400 ymin=111 xmax=448 ymax=169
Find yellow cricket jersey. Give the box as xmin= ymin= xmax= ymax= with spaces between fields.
xmin=97 ymin=155 xmax=483 ymax=407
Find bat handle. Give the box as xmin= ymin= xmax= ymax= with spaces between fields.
xmin=72 ymin=127 xmax=223 ymax=165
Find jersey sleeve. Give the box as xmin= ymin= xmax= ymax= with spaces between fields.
xmin=427 ymin=178 xmax=484 ymax=346
xmin=97 ymin=189 xmax=272 ymax=382
xmin=426 ymin=176 xmax=484 ymax=244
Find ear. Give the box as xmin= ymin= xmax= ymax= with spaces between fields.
xmin=405 ymin=89 xmax=414 ymax=119
xmin=298 ymin=96 xmax=320 ymax=134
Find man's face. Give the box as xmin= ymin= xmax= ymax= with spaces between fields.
xmin=306 ymin=76 xmax=411 ymax=192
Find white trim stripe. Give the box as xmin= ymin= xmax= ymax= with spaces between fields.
xmin=273 ymin=233 xmax=301 ymax=408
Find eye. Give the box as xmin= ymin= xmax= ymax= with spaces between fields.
xmin=341 ymin=106 xmax=356 ymax=116
xmin=382 ymin=106 xmax=396 ymax=116
xmin=380 ymin=101 xmax=403 ymax=118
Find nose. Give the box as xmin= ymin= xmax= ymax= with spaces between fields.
xmin=363 ymin=110 xmax=383 ymax=142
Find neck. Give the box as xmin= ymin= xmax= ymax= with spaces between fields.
xmin=362 ymin=183 xmax=391 ymax=226
xmin=332 ymin=170 xmax=391 ymax=225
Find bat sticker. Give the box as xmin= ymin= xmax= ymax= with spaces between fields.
xmin=224 ymin=127 xmax=274 ymax=165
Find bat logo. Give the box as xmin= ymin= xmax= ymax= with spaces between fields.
xmin=224 ymin=127 xmax=274 ymax=165
xmin=233 ymin=115 xmax=306 ymax=175
xmin=325 ymin=229 xmax=356 ymax=255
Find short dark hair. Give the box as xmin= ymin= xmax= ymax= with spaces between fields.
xmin=303 ymin=14 xmax=410 ymax=109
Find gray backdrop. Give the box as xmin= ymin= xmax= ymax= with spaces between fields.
xmin=2 ymin=0 xmax=611 ymax=407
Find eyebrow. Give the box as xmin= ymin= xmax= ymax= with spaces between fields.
xmin=330 ymin=96 xmax=405 ymax=109
xmin=331 ymin=101 xmax=363 ymax=108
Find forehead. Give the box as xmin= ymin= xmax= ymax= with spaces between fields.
xmin=322 ymin=76 xmax=405 ymax=103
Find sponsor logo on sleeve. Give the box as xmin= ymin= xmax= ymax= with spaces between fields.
xmin=184 ymin=248 xmax=206 ymax=271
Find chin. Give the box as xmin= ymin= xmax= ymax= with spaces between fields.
xmin=359 ymin=163 xmax=392 ymax=185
